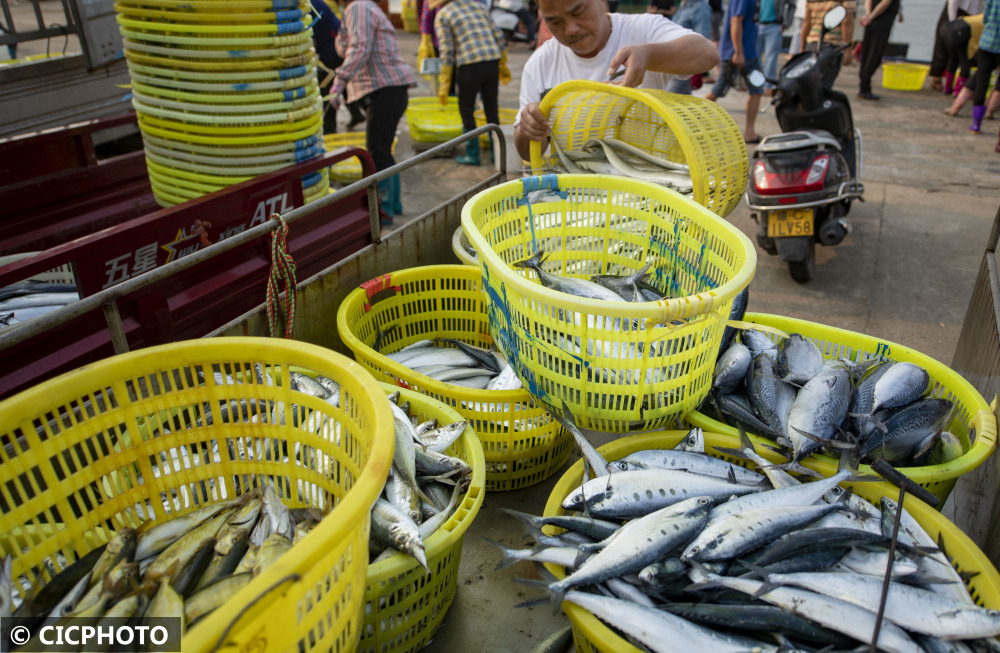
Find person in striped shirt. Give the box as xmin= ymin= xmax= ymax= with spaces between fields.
xmin=332 ymin=0 xmax=418 ymax=221
xmin=434 ymin=0 xmax=512 ymax=165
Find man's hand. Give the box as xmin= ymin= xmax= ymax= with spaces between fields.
xmin=860 ymin=13 xmax=871 ymax=26
xmin=731 ymin=50 xmax=745 ymax=68
xmin=606 ymin=46 xmax=650 ymax=87
xmin=843 ymin=48 xmax=854 ymax=65
xmin=329 ymin=79 xmax=345 ymax=111
xmin=518 ymin=102 xmax=549 ymax=142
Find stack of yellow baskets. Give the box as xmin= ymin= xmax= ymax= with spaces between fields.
xmin=116 ymin=0 xmax=329 ymax=207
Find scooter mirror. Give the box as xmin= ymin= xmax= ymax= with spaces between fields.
xmin=823 ymin=5 xmax=846 ymax=29
xmin=746 ymin=70 xmax=766 ymax=88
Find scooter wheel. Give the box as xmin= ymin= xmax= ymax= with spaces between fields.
xmin=787 ymin=239 xmax=816 ymax=283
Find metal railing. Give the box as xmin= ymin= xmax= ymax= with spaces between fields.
xmin=0 ymin=125 xmax=507 ymax=358
xmin=0 ymin=0 xmax=77 ymax=58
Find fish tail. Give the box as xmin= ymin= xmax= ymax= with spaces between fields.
xmin=849 ymin=411 xmax=888 ymax=434
xmin=513 ymin=249 xmax=546 ymax=272
xmin=481 ymin=537 xmax=523 ymax=571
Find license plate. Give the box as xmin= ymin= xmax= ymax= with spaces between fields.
xmin=767 ymin=208 xmax=814 ymax=238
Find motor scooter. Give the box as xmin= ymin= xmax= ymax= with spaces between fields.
xmin=745 ymin=6 xmax=864 ymax=282
xmin=490 ymin=0 xmax=535 ymax=44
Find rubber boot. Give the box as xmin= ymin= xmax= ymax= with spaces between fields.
xmin=377 ymin=177 xmax=394 ymax=224
xmin=971 ymin=105 xmax=986 ymax=133
xmin=943 ymin=71 xmax=955 ymax=94
xmin=954 ymin=76 xmax=969 ymax=96
xmin=455 ymin=133 xmax=480 ymax=166
xmin=391 ymin=174 xmax=402 ymax=216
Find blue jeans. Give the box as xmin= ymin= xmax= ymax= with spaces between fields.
xmin=757 ymin=22 xmax=783 ymax=91
xmin=673 ymin=0 xmax=712 ymax=38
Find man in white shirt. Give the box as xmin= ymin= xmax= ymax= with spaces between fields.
xmin=513 ymin=0 xmax=719 ymax=160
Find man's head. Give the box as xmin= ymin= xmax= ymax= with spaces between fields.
xmin=537 ymin=0 xmax=613 ymax=58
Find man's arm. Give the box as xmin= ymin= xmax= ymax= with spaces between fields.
xmin=800 ymin=4 xmax=812 ymax=46
xmin=606 ymin=34 xmax=719 ymax=86
xmin=729 ymin=14 xmax=744 ymax=66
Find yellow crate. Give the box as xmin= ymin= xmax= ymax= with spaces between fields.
xmin=359 ymin=383 xmax=485 ymax=653
xmin=0 ymin=338 xmax=394 ymax=653
xmin=451 ymin=224 xmax=477 ymax=266
xmin=461 ymin=174 xmax=756 ymax=432
xmin=542 ymin=431 xmax=1000 ymax=653
xmin=474 ymin=106 xmax=518 ymax=147
xmin=530 ymin=80 xmax=747 ymax=218
xmin=323 ymin=132 xmax=397 ymax=184
xmin=336 ymin=264 xmax=573 ymax=491
xmin=882 ymin=61 xmax=930 ymax=91
xmin=405 ymin=97 xmax=464 ymax=143
xmin=686 ymin=312 xmax=997 ymax=506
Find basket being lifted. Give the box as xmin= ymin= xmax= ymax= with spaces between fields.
xmin=529 ymin=80 xmax=748 ymax=218
xmin=462 ymin=174 xmax=756 ymax=432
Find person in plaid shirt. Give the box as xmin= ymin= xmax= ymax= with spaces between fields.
xmin=332 ymin=0 xmax=418 ymax=221
xmin=433 ymin=0 xmax=512 ymax=165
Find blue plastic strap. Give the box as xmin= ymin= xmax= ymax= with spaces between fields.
xmin=301 ymin=171 xmax=322 ymax=188
xmin=294 ymin=145 xmax=323 ymax=161
xmin=293 ymin=134 xmax=321 ymax=150
xmin=274 ymin=9 xmax=304 ymax=22
xmin=282 ymin=87 xmax=306 ymax=101
xmin=276 ymin=20 xmax=305 ymax=34
xmin=516 ymin=175 xmax=567 ymax=254
xmin=279 ymin=65 xmax=307 ymax=80
xmin=273 ymin=0 xmax=300 ymax=10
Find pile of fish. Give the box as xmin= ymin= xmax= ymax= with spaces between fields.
xmin=370 ymin=390 xmax=473 ymax=570
xmin=378 ymin=335 xmax=523 ymax=392
xmin=2 ymin=486 xmax=319 ymax=636
xmin=0 ymin=281 xmax=78 ymax=329
xmin=501 ymin=429 xmax=1000 ymax=653
xmin=546 ymin=137 xmax=695 ymax=197
xmin=703 ymin=328 xmax=964 ymax=470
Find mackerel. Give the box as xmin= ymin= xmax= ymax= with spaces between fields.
xmin=862 ymin=361 xmax=931 ymax=419
xmin=561 ymin=468 xmax=760 ymax=519
xmin=695 ymin=572 xmax=922 ymax=653
xmin=749 ymin=353 xmax=797 ymax=438
xmin=740 ymin=328 xmax=779 ymax=359
xmin=777 ymin=334 xmax=825 ymax=385
xmin=513 ymin=251 xmax=630 ymax=302
xmin=713 ymin=342 xmax=752 ymax=394
xmin=500 ymin=509 xmax=621 ymax=542
xmin=371 ymin=498 xmax=428 ymax=570
xmin=706 ymin=469 xmax=851 ymax=524
xmin=836 ymin=547 xmax=920 ymax=578
xmin=607 ymin=448 xmax=765 ymax=484
xmin=675 ymin=426 xmax=705 ymax=453
xmin=681 ymin=501 xmax=851 ymax=562
xmin=766 ymin=570 xmax=1000 ymax=639
xmin=562 ymin=591 xmax=779 ymax=653
xmin=785 ymin=367 xmax=852 ymax=462
xmin=861 ymin=397 xmax=953 ymax=463
xmin=485 ymin=540 xmax=585 ymax=571
xmin=414 ymin=420 xmax=467 ymax=453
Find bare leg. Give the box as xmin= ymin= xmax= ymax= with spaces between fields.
xmin=987 ymin=89 xmax=1000 ymax=119
xmin=745 ymin=94 xmax=762 ymax=142
xmin=945 ymin=86 xmax=973 ymax=116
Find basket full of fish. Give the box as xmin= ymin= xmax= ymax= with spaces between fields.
xmin=687 ymin=312 xmax=997 ymax=506
xmin=360 ymin=384 xmax=485 ymax=653
xmin=530 ymin=430 xmax=1000 ymax=653
xmin=0 ymin=338 xmax=394 ymax=653
xmin=529 ymin=80 xmax=748 ymax=218
xmin=461 ymin=174 xmax=756 ymax=432
xmin=337 ymin=264 xmax=573 ymax=491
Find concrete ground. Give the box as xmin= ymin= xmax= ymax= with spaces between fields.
xmin=355 ymin=31 xmax=1000 ymax=653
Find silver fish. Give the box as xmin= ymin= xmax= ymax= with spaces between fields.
xmin=749 ymin=353 xmax=797 ymax=439
xmin=696 ymin=572 xmax=922 ymax=653
xmin=766 ymin=570 xmax=1000 ymax=639
xmin=413 ymin=421 xmax=467 ymax=453
xmin=513 ymin=251 xmax=631 ymax=303
xmin=674 ymin=426 xmax=705 ymax=453
xmin=562 ymin=591 xmax=779 ymax=653
xmin=713 ymin=342 xmax=752 ymax=394
xmin=561 ymin=469 xmax=759 ymax=520
xmin=606 ymin=448 xmax=764 ymax=484
xmin=371 ymin=498 xmax=428 ymax=571
xmin=785 ymin=367 xmax=852 ymax=462
xmin=868 ymin=361 xmax=931 ymax=415
xmin=740 ymin=329 xmax=779 ymax=359
xmin=861 ymin=397 xmax=953 ymax=463
xmin=777 ymin=334 xmax=825 ymax=385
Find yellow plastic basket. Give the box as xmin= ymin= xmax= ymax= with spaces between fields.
xmin=336 ymin=265 xmax=573 ymax=491
xmin=881 ymin=61 xmax=930 ymax=91
xmin=461 ymin=174 xmax=757 ymax=432
xmin=359 ymin=383 xmax=485 ymax=653
xmin=324 ymin=132 xmax=397 ymax=184
xmin=474 ymin=106 xmax=518 ymax=147
xmin=0 ymin=338 xmax=394 ymax=653
xmin=542 ymin=431 xmax=1000 ymax=653
xmin=530 ymin=80 xmax=747 ymax=218
xmin=451 ymin=224 xmax=477 ymax=266
xmin=686 ymin=312 xmax=998 ymax=506
xmin=405 ymin=97 xmax=464 ymax=144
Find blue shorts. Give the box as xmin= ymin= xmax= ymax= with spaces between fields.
xmin=710 ymin=58 xmax=765 ymax=97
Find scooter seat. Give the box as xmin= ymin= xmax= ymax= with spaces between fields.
xmin=758 ymin=129 xmax=841 ymax=153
